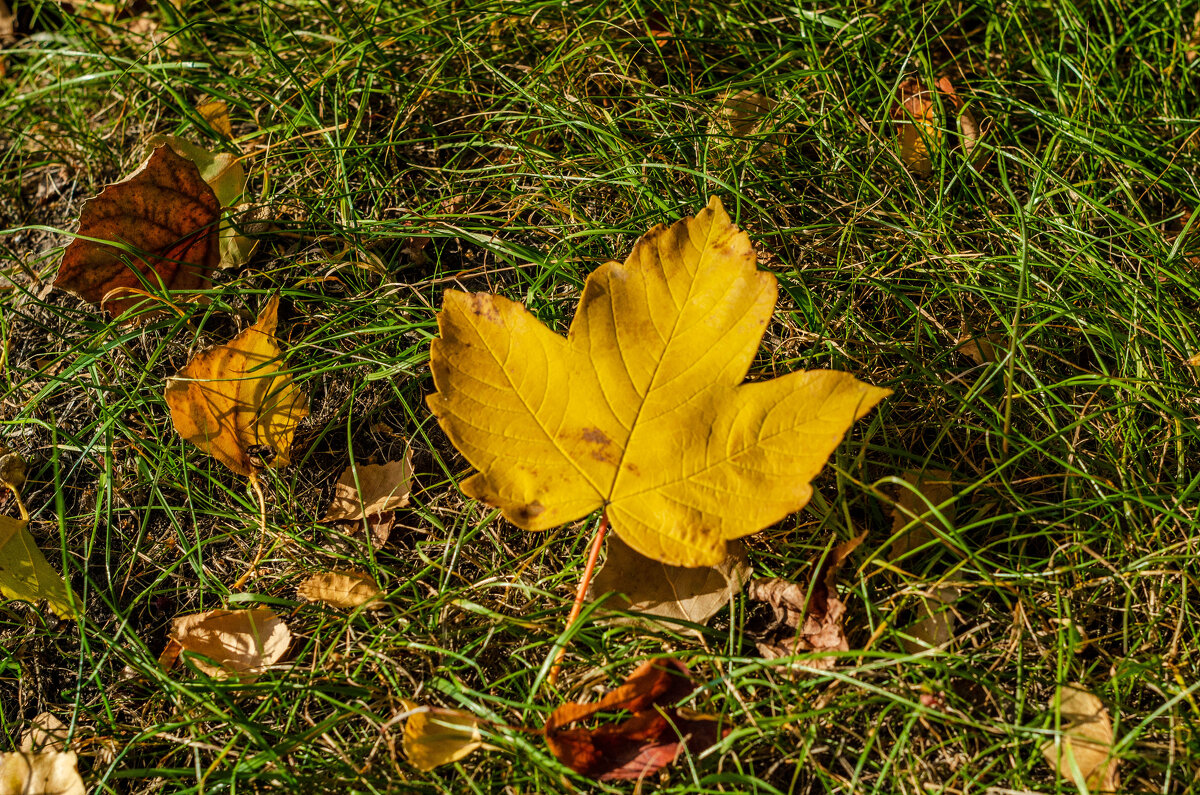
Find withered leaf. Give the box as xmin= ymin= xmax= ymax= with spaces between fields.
xmin=888 ymin=470 xmax=954 ymax=562
xmin=324 ymin=454 xmax=413 ymax=522
xmin=54 ymin=144 xmax=219 ymax=316
xmin=747 ymin=533 xmax=865 ymax=667
xmin=0 ymin=751 xmax=85 ymax=795
xmin=197 ymin=100 xmax=233 ymax=138
xmin=588 ymin=535 xmax=750 ymax=627
xmin=401 ymin=700 xmax=483 ymax=771
xmin=167 ymin=607 xmax=291 ymax=679
xmin=19 ymin=713 xmax=68 ymax=753
xmin=165 ymin=296 xmax=309 ymax=477
xmin=1042 ymin=684 xmax=1120 ymax=792
xmin=545 ymin=658 xmax=725 ymax=781
xmin=900 ymin=585 xmax=959 ymax=652
xmin=297 ymin=570 xmax=382 ymax=609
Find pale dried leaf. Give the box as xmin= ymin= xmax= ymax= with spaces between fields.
xmin=0 ymin=751 xmax=85 ymax=795
xmin=588 ymin=535 xmax=750 ymax=627
xmin=888 ymin=470 xmax=954 ymax=562
xmin=1042 ymin=684 xmax=1120 ymax=792
xmin=324 ymin=453 xmax=413 ymax=522
xmin=169 ymin=607 xmax=291 ymax=679
xmin=19 ymin=714 xmax=68 ymax=753
xmin=708 ymin=90 xmax=783 ymax=157
xmin=955 ymin=325 xmax=1003 ymax=366
xmin=401 ymin=700 xmax=483 ymax=771
xmin=297 ymin=571 xmax=382 ymax=609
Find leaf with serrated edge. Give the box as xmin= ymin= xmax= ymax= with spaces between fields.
xmin=0 ymin=516 xmax=74 ymax=619
xmin=165 ymin=296 xmax=309 ymax=477
xmin=588 ymin=535 xmax=749 ymax=626
xmin=427 ymin=197 xmax=889 ymax=567
xmin=54 ymin=145 xmax=219 ymax=316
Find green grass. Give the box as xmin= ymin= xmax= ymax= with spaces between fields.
xmin=3 ymin=0 xmax=1200 ymax=792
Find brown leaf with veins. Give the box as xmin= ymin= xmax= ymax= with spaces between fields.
xmin=323 ymin=453 xmax=412 ymax=547
xmin=747 ymin=532 xmax=865 ymax=667
xmin=587 ymin=535 xmax=750 ymax=627
xmin=165 ymin=296 xmax=308 ymax=477
xmin=54 ymin=144 xmax=219 ymax=316
xmin=544 ymin=658 xmax=725 ymax=781
xmin=1042 ymin=684 xmax=1120 ymax=792
xmin=297 ymin=570 xmax=383 ymax=609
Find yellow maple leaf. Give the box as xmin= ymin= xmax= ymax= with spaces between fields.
xmin=165 ymin=296 xmax=309 ymax=477
xmin=427 ymin=197 xmax=890 ymax=567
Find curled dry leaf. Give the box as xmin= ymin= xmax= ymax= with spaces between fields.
xmin=165 ymin=296 xmax=309 ymax=477
xmin=323 ymin=452 xmax=413 ymax=547
xmin=587 ymin=535 xmax=750 ymax=627
xmin=888 ymin=470 xmax=954 ymax=562
xmin=54 ymin=144 xmax=219 ymax=316
xmin=297 ymin=570 xmax=382 ymax=609
xmin=1042 ymin=684 xmax=1120 ymax=792
xmin=427 ymin=197 xmax=889 ymax=567
xmin=0 ymin=516 xmax=75 ymax=620
xmin=0 ymin=751 xmax=85 ymax=795
xmin=401 ymin=700 xmax=484 ymax=771
xmin=747 ymin=533 xmax=865 ymax=667
xmin=167 ymin=607 xmax=290 ymax=679
xmin=891 ymin=77 xmax=986 ymax=177
xmin=544 ymin=657 xmax=725 ymax=781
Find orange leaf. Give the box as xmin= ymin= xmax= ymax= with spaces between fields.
xmin=54 ymin=144 xmax=219 ymax=316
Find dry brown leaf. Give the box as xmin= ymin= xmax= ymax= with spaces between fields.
xmin=165 ymin=296 xmax=308 ymax=477
xmin=955 ymin=325 xmax=1004 ymax=366
xmin=198 ymin=100 xmax=233 ymax=138
xmin=297 ymin=570 xmax=382 ymax=609
xmin=1042 ymin=684 xmax=1120 ymax=792
xmin=324 ymin=454 xmax=413 ymax=522
xmin=747 ymin=533 xmax=865 ymax=667
xmin=588 ymin=535 xmax=750 ymax=627
xmin=544 ymin=658 xmax=725 ymax=781
xmin=899 ymin=585 xmax=959 ymax=652
xmin=168 ymin=607 xmax=291 ymax=679
xmin=401 ymin=700 xmax=483 ymax=771
xmin=892 ymin=79 xmax=938 ymax=177
xmin=888 ymin=470 xmax=954 ymax=562
xmin=0 ymin=751 xmax=85 ymax=795
xmin=54 ymin=145 xmax=219 ymax=316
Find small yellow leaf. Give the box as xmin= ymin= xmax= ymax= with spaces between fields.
xmin=427 ymin=197 xmax=889 ymax=567
xmin=297 ymin=571 xmax=382 ymax=609
xmin=1042 ymin=684 xmax=1120 ymax=793
xmin=165 ymin=296 xmax=309 ymax=477
xmin=197 ymin=100 xmax=233 ymax=138
xmin=401 ymin=700 xmax=483 ymax=771
xmin=0 ymin=751 xmax=85 ymax=795
xmin=168 ymin=607 xmax=291 ymax=679
xmin=893 ymin=79 xmax=939 ymax=177
xmin=0 ymin=516 xmax=75 ymax=620
xmin=323 ymin=453 xmax=413 ymax=522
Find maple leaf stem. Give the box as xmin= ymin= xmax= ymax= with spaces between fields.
xmin=547 ymin=511 xmax=609 ymax=687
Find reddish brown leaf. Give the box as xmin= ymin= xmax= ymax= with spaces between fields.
xmin=747 ymin=532 xmax=865 ymax=666
xmin=544 ymin=658 xmax=725 ymax=782
xmin=55 ymin=145 xmax=219 ymax=316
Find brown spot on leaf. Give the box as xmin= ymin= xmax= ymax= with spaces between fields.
xmin=514 ymin=501 xmax=545 ymax=523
